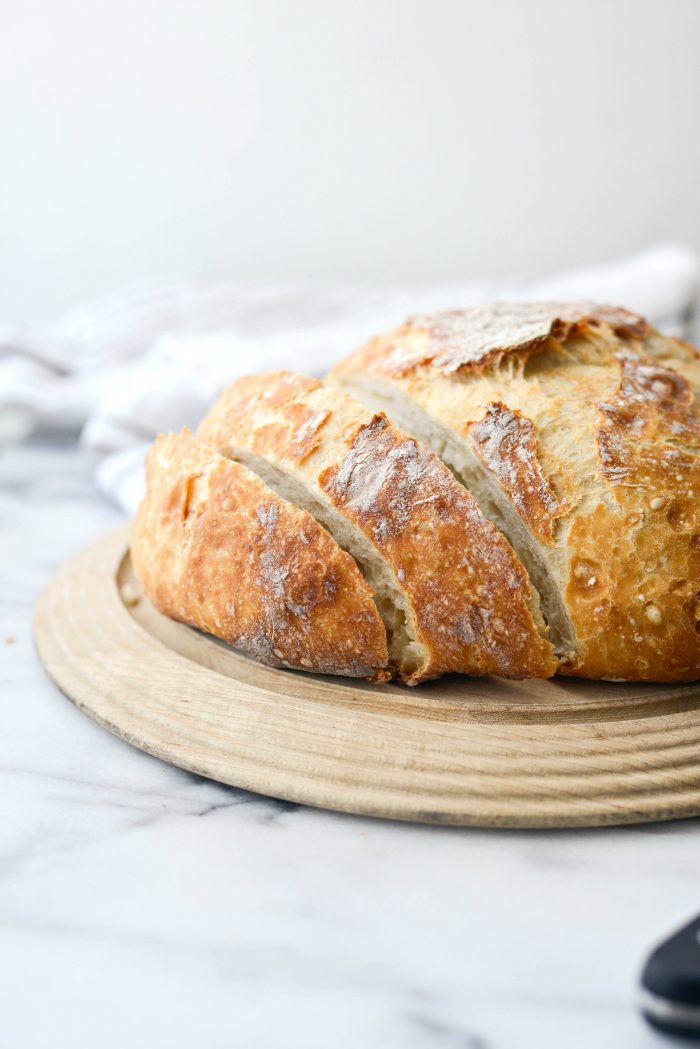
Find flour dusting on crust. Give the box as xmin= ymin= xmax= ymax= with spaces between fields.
xmin=383 ymin=302 xmax=646 ymax=376
xmin=322 ymin=414 xmax=453 ymax=542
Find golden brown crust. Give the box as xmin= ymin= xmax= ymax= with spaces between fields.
xmin=575 ymin=347 xmax=700 ymax=681
xmin=563 ymin=496 xmax=700 ymax=682
xmin=226 ymin=372 xmax=331 ymax=463
xmin=131 ymin=430 xmax=389 ymax=680
xmin=211 ymin=372 xmax=332 ymax=466
xmin=331 ymin=302 xmax=700 ymax=682
xmin=469 ymin=401 xmax=569 ymax=543
xmin=597 ymin=350 xmax=700 ymax=485
xmin=198 ymin=373 xmax=557 ymax=683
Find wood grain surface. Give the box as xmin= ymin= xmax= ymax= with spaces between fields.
xmin=33 ymin=527 xmax=700 ymax=828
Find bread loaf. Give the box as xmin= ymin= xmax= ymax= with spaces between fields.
xmin=131 ymin=430 xmax=390 ymax=680
xmin=197 ymin=372 xmax=556 ymax=683
xmin=130 ymin=303 xmax=700 ymax=685
xmin=329 ymin=302 xmax=700 ymax=682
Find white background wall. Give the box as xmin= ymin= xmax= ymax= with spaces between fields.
xmin=1 ymin=0 xmax=699 ymax=324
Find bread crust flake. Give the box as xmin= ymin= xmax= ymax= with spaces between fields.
xmin=371 ymin=302 xmax=647 ymax=376
xmin=469 ymin=401 xmax=569 ymax=543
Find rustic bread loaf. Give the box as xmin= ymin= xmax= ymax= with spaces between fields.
xmin=197 ymin=371 xmax=556 ymax=683
xmin=131 ymin=430 xmax=390 ymax=680
xmin=329 ymin=302 xmax=700 ymax=682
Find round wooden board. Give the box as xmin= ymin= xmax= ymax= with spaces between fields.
xmin=34 ymin=526 xmax=700 ymax=828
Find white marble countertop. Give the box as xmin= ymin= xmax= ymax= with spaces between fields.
xmin=2 ymin=434 xmax=699 ymax=1049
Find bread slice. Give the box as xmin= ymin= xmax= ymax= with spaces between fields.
xmin=329 ymin=302 xmax=700 ymax=682
xmin=131 ymin=430 xmax=389 ymax=680
xmin=197 ymin=372 xmax=556 ymax=683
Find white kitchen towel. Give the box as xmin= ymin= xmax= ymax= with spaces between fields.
xmin=1 ymin=243 xmax=697 ymax=514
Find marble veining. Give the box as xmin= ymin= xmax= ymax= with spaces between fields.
xmin=1 ymin=435 xmax=699 ymax=1049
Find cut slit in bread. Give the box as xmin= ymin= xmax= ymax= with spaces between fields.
xmin=328 ymin=371 xmax=577 ymax=662
xmin=197 ymin=372 xmax=557 ymax=684
xmin=222 ymin=446 xmax=426 ymax=676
